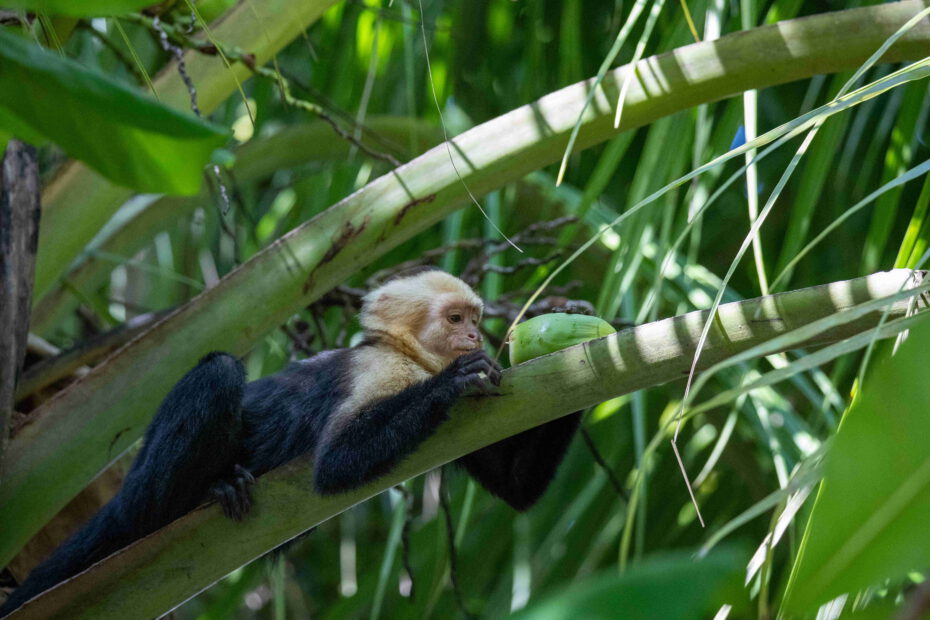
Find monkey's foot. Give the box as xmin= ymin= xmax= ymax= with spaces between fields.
xmin=210 ymin=464 xmax=255 ymax=521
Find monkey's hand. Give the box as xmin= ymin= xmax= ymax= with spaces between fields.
xmin=209 ymin=464 xmax=255 ymax=521
xmin=448 ymin=350 xmax=502 ymax=394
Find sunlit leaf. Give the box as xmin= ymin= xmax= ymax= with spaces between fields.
xmin=784 ymin=315 xmax=930 ymax=613
xmin=0 ymin=29 xmax=228 ymax=194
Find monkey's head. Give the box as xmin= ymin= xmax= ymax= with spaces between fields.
xmin=360 ymin=268 xmax=484 ymax=370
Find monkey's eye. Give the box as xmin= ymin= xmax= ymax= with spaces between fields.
xmin=448 ymin=313 xmax=463 ymax=324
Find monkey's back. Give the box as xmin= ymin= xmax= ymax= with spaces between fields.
xmin=240 ymin=349 xmax=353 ymax=476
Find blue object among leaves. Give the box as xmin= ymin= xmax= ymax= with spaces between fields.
xmin=729 ymin=124 xmax=747 ymax=151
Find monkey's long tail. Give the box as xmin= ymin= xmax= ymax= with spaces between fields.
xmin=0 ymin=498 xmax=133 ymax=617
xmin=0 ymin=352 xmax=246 ymax=617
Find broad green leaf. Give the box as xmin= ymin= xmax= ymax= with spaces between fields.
xmin=0 ymin=106 xmax=47 ymax=146
xmin=0 ymin=0 xmax=153 ymax=16
xmin=32 ymin=0 xmax=339 ymax=300
xmin=0 ymin=29 xmax=229 ymax=194
xmin=510 ymin=549 xmax=745 ymax=620
xmin=784 ymin=315 xmax=930 ymax=613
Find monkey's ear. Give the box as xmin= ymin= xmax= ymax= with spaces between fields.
xmin=359 ymin=292 xmax=393 ymax=330
xmin=367 ymin=292 xmax=394 ymax=315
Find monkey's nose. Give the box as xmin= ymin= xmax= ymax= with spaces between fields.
xmin=467 ymin=331 xmax=482 ymax=342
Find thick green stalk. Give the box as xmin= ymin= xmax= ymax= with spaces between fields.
xmin=3 ymin=1 xmax=930 ymax=571
xmin=7 ymin=269 xmax=923 ymax=619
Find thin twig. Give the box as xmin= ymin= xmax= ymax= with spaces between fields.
xmin=670 ymin=440 xmax=705 ymax=527
xmin=309 ymin=307 xmax=329 ymax=351
xmin=277 ymin=83 xmax=402 ymax=167
xmin=280 ymin=324 xmax=315 ymax=358
xmin=393 ymin=484 xmax=417 ymax=602
xmin=579 ymin=425 xmax=629 ymax=502
xmin=131 ymin=13 xmax=404 ymax=168
xmin=202 ymin=169 xmax=240 ymax=264
xmin=151 ymin=16 xmax=232 ymax=217
xmin=269 ymin=68 xmax=412 ymax=160
xmin=439 ymin=470 xmax=472 ymax=619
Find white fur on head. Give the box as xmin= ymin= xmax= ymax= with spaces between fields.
xmin=359 ymin=270 xmax=483 ymax=372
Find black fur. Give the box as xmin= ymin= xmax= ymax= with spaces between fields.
xmin=0 ymin=347 xmax=574 ymax=616
xmin=0 ymin=352 xmax=246 ymax=616
xmin=458 ymin=412 xmax=582 ymax=511
xmin=313 ymin=349 xmax=499 ymax=494
xmin=241 ymin=349 xmax=353 ymax=476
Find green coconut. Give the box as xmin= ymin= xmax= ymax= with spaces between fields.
xmin=509 ymin=313 xmax=616 ymax=365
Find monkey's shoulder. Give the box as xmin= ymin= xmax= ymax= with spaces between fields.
xmin=346 ymin=344 xmax=433 ymax=398
xmin=241 ymin=344 xmax=430 ymax=417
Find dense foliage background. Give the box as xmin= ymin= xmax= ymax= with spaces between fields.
xmin=3 ymin=0 xmax=930 ymax=618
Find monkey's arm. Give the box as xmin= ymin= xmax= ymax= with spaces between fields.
xmin=313 ymin=350 xmax=500 ymax=495
xmin=458 ymin=412 xmax=581 ymax=511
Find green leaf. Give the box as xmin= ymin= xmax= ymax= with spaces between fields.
xmin=0 ymin=29 xmax=229 ymax=194
xmin=511 ymin=549 xmax=745 ymax=620
xmin=0 ymin=105 xmax=47 ymax=146
xmin=784 ymin=314 xmax=930 ymax=613
xmin=0 ymin=0 xmax=154 ymax=17
xmin=31 ymin=0 xmax=338 ymax=301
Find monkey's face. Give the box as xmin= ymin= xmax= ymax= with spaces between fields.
xmin=419 ymin=301 xmax=483 ymax=362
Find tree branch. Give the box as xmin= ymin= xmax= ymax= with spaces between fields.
xmin=15 ymin=311 xmax=171 ymax=404
xmin=0 ymin=140 xmax=40 ymax=479
xmin=6 ymin=269 xmax=926 ymax=620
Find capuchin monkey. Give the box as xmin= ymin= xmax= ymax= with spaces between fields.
xmin=0 ymin=268 xmax=580 ymax=616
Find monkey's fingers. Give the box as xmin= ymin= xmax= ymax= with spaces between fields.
xmin=460 ymin=356 xmax=496 ymax=375
xmin=465 ymin=368 xmax=504 ymax=394
xmin=210 ymin=482 xmax=241 ymax=520
xmin=234 ymin=478 xmax=252 ymax=515
xmin=475 ymin=369 xmax=501 ymax=387
xmin=463 ymin=349 xmax=499 ymax=367
xmin=231 ymin=465 xmax=255 ymax=517
xmin=469 ymin=350 xmax=501 ymax=385
xmin=235 ymin=464 xmax=256 ymax=485
xmin=465 ymin=375 xmax=493 ymax=395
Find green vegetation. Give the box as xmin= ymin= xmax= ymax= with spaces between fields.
xmin=3 ymin=1 xmax=930 ymax=618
